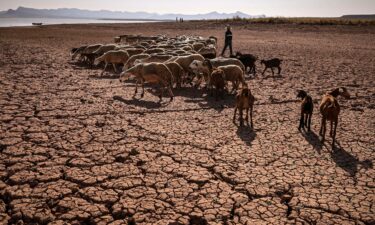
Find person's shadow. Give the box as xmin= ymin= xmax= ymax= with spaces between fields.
xmin=331 ymin=142 xmax=373 ymax=184
xmin=300 ymin=130 xmax=323 ymax=154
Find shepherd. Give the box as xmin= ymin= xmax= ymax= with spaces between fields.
xmin=221 ymin=25 xmax=233 ymax=56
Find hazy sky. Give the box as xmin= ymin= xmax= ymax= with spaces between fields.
xmin=0 ymin=0 xmax=374 ymax=17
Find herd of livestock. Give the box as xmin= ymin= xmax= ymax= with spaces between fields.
xmin=70 ymin=34 xmax=350 ymax=149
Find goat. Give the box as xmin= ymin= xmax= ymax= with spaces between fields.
xmin=297 ymin=90 xmax=313 ymax=131
xmin=233 ymin=84 xmax=255 ymax=127
xmin=232 ymin=52 xmax=257 ymax=76
xmin=319 ymin=87 xmax=350 ymax=148
xmin=261 ymin=58 xmax=282 ymax=76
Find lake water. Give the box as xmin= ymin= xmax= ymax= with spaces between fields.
xmin=0 ymin=17 xmax=158 ymax=27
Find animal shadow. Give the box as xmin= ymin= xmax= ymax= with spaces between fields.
xmin=331 ymin=142 xmax=373 ymax=184
xmin=236 ymin=125 xmax=257 ymax=147
xmin=113 ymin=95 xmax=168 ymax=109
xmin=89 ymin=74 xmax=120 ymax=79
xmin=300 ymin=130 xmax=323 ymax=154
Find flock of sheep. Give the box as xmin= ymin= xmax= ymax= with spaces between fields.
xmin=70 ymin=34 xmax=350 ymax=149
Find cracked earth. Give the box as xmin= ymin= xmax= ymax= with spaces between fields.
xmin=0 ymin=22 xmax=374 ymax=224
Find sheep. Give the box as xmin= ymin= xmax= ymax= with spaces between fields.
xmin=198 ymin=45 xmax=217 ymax=59
xmin=297 ymin=90 xmax=313 ymax=131
xmin=94 ymin=50 xmax=130 ymax=75
xmin=319 ymin=87 xmax=350 ymax=148
xmin=123 ymin=53 xmax=150 ymax=71
xmin=135 ymin=54 xmax=173 ymax=64
xmin=171 ymin=54 xmax=206 ymax=75
xmin=207 ymin=36 xmax=218 ymax=47
xmin=232 ymin=52 xmax=257 ymax=76
xmin=209 ymin=58 xmax=246 ymax=72
xmin=144 ymin=48 xmax=165 ymax=54
xmin=188 ymin=58 xmax=245 ymax=88
xmin=114 ymin=36 xmax=121 ymax=43
xmin=119 ymin=63 xmax=174 ymax=102
xmin=70 ymin=45 xmax=86 ymax=56
xmin=209 ymin=68 xmax=226 ymax=100
xmin=71 ymin=44 xmax=101 ymax=60
xmin=164 ymin=62 xmax=184 ymax=89
xmin=93 ymin=44 xmax=118 ymax=56
xmin=217 ymin=65 xmax=246 ymax=93
xmin=124 ymin=48 xmax=145 ymax=57
xmin=233 ymin=85 xmax=255 ymax=127
xmin=192 ymin=42 xmax=205 ymax=51
xmin=261 ymin=58 xmax=282 ymax=76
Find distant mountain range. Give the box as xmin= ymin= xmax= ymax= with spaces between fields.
xmin=341 ymin=14 xmax=375 ymax=20
xmin=0 ymin=7 xmax=265 ymax=20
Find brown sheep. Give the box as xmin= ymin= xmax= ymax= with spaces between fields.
xmin=209 ymin=68 xmax=226 ymax=100
xmin=217 ymin=65 xmax=246 ymax=93
xmin=297 ymin=90 xmax=313 ymax=131
xmin=94 ymin=50 xmax=129 ymax=75
xmin=319 ymin=87 xmax=350 ymax=148
xmin=164 ymin=62 xmax=184 ymax=88
xmin=123 ymin=53 xmax=150 ymax=71
xmin=119 ymin=63 xmax=174 ymax=102
xmin=233 ymin=85 xmax=255 ymax=127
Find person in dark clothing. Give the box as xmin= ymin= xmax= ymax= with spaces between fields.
xmin=221 ymin=26 xmax=233 ymax=56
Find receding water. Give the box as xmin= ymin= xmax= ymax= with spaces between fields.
xmin=0 ymin=17 xmax=158 ymax=27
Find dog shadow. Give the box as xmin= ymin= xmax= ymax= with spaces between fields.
xmin=300 ymin=129 xmax=323 ymax=154
xmin=113 ymin=95 xmax=170 ymax=109
xmin=331 ymin=142 xmax=373 ymax=184
xmin=235 ymin=124 xmax=257 ymax=147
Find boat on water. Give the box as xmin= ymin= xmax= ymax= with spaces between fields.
xmin=32 ymin=22 xmax=43 ymax=26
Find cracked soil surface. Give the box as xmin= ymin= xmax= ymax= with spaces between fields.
xmin=0 ymin=22 xmax=374 ymax=224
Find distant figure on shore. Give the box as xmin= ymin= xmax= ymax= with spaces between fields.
xmin=221 ymin=25 xmax=233 ymax=56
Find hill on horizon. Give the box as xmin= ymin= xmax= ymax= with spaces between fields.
xmin=0 ymin=6 xmax=266 ymax=20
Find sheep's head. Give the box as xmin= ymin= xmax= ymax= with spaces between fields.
xmin=189 ymin=60 xmax=204 ymax=71
xmin=260 ymin=60 xmax=265 ymax=65
xmin=297 ymin=90 xmax=307 ymax=99
xmin=235 ymin=52 xmax=242 ymax=57
xmin=119 ymin=72 xmax=132 ymax=82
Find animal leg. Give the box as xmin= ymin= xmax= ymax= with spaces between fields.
xmin=233 ymin=107 xmax=237 ymax=123
xmin=262 ymin=67 xmax=267 ymax=75
xmin=134 ymin=79 xmax=139 ymax=96
xmin=330 ymin=120 xmax=334 ymax=137
xmin=112 ymin=63 xmax=117 ymax=73
xmin=239 ymin=109 xmax=244 ymax=127
xmin=278 ymin=66 xmax=281 ymax=75
xmin=299 ymin=113 xmax=304 ymax=130
xmin=271 ymin=67 xmax=274 ymax=76
xmin=332 ymin=120 xmax=338 ymax=148
xmin=101 ymin=62 xmax=108 ymax=76
xmin=308 ymin=113 xmax=312 ymax=131
xmin=250 ymin=105 xmax=254 ymax=128
xmin=321 ymin=118 xmax=326 ymax=143
xmin=245 ymin=108 xmax=249 ymax=126
xmin=140 ymin=79 xmax=145 ymax=98
xmin=166 ymin=83 xmax=174 ymax=101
